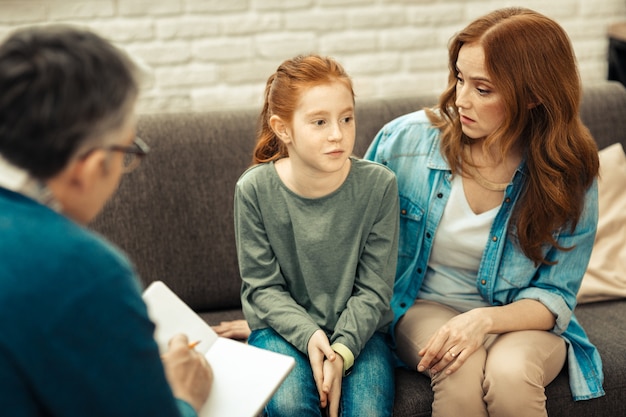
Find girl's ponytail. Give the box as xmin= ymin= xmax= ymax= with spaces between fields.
xmin=253 ymin=74 xmax=287 ymax=164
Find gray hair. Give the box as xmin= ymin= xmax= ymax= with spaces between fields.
xmin=0 ymin=24 xmax=140 ymax=179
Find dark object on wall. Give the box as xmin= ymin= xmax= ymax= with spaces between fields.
xmin=608 ymin=22 xmax=626 ymax=87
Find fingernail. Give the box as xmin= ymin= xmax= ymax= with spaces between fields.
xmin=417 ymin=365 xmax=424 ymax=372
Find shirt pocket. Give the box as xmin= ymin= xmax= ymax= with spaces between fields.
xmin=492 ymin=240 xmax=537 ymax=299
xmin=397 ymin=195 xmax=425 ymax=263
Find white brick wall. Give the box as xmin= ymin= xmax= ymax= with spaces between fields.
xmin=1 ymin=0 xmax=625 ymax=113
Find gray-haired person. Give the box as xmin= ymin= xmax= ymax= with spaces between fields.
xmin=0 ymin=25 xmax=212 ymax=417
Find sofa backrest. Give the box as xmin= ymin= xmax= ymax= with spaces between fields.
xmin=89 ymin=81 xmax=626 ymax=313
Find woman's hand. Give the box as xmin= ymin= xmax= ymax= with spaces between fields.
xmin=212 ymin=319 xmax=251 ymax=340
xmin=418 ymin=300 xmax=556 ymax=376
xmin=417 ymin=309 xmax=490 ymax=375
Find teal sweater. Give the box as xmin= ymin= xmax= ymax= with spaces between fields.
xmin=0 ymin=188 xmax=195 ymax=417
xmin=236 ymin=158 xmax=399 ymax=359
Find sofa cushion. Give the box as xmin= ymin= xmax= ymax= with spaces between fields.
xmin=578 ymin=143 xmax=626 ymax=303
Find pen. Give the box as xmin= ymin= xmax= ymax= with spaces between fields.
xmin=188 ymin=340 xmax=201 ymax=349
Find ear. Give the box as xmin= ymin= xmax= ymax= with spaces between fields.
xmin=45 ymin=150 xmax=110 ymax=224
xmin=64 ymin=150 xmax=108 ymax=193
xmin=269 ymin=115 xmax=292 ymax=145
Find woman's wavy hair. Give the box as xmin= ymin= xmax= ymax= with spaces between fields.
xmin=252 ymin=54 xmax=354 ymax=165
xmin=427 ymin=7 xmax=599 ymax=265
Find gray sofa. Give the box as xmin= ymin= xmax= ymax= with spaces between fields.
xmin=91 ymin=81 xmax=626 ymax=417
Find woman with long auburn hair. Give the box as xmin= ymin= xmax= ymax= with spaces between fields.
xmin=365 ymin=7 xmax=602 ymax=416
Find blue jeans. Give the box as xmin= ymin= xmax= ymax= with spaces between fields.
xmin=248 ymin=328 xmax=395 ymax=417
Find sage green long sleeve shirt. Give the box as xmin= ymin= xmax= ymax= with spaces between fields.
xmin=235 ymin=158 xmax=399 ymax=360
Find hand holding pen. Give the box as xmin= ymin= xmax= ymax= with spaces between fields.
xmin=161 ymin=334 xmax=213 ymax=413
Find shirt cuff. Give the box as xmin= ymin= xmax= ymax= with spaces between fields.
xmin=175 ymin=398 xmax=198 ymax=417
xmin=331 ymin=342 xmax=354 ymax=376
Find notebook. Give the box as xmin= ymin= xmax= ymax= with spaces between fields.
xmin=142 ymin=280 xmax=295 ymax=417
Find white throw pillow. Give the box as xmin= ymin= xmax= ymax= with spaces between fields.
xmin=577 ymin=143 xmax=626 ymax=303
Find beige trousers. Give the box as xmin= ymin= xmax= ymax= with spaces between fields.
xmin=395 ymin=300 xmax=566 ymax=417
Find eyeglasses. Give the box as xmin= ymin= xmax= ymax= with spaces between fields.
xmin=104 ymin=136 xmax=150 ymax=173
xmin=79 ymin=136 xmax=150 ymax=173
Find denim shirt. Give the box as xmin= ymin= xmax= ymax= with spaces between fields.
xmin=364 ymin=110 xmax=605 ymax=401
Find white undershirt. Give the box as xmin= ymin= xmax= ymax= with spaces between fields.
xmin=418 ymin=174 xmax=499 ymax=312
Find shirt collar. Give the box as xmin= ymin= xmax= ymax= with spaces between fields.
xmin=0 ymin=154 xmax=61 ymax=211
